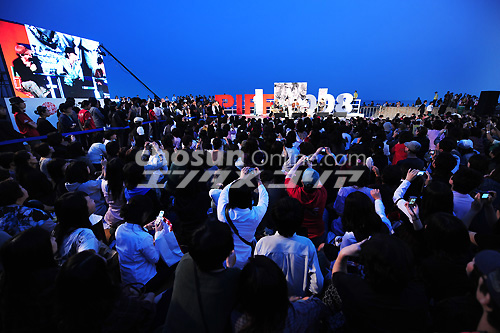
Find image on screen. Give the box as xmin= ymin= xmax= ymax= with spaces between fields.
xmin=0 ymin=19 xmax=109 ymax=99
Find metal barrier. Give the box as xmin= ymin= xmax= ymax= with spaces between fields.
xmin=360 ymin=106 xmax=381 ymax=118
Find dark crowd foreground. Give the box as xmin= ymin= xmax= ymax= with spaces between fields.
xmin=0 ymin=94 xmax=500 ymax=332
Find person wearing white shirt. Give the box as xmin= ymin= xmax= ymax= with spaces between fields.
xmin=255 ymin=197 xmax=323 ymax=297
xmin=449 ymin=167 xmax=483 ymax=221
xmin=115 ymin=195 xmax=162 ymax=286
xmin=217 ymin=167 xmax=269 ymax=269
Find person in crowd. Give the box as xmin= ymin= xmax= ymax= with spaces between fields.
xmin=14 ymin=150 xmax=55 ymax=207
xmin=0 ymin=179 xmax=55 ymax=236
xmin=449 ymin=167 xmax=483 ymax=220
xmin=285 ymin=156 xmax=327 ymax=246
xmin=0 ymin=227 xmax=58 ymax=332
xmin=391 ymin=130 xmax=413 ymax=165
xmin=330 ymin=235 xmax=429 ymax=332
xmin=64 ymin=161 xmax=107 ymax=216
xmin=101 ymin=158 xmax=126 ymax=240
xmin=87 ymin=132 xmax=108 ymax=171
xmin=233 ymin=256 xmax=328 ymax=332
xmin=397 ymin=140 xmax=426 ymax=170
xmin=217 ymin=167 xmax=269 ymax=268
xmin=55 ymin=250 xmax=156 ymax=332
xmin=53 ymin=191 xmax=99 ymax=265
xmin=254 ymin=197 xmax=324 ymax=297
xmin=115 ymin=195 xmax=162 ymax=286
xmin=57 ymin=102 xmax=80 ymax=133
xmin=78 ymin=100 xmax=96 ymax=131
xmin=89 ymin=98 xmax=106 ymax=128
xmin=34 ymin=142 xmax=54 ymax=180
xmin=34 ymin=105 xmax=57 ymax=136
xmin=466 ymin=250 xmax=500 ymax=333
xmin=164 ymin=222 xmax=239 ymax=332
xmin=10 ymin=96 xmax=40 ymax=137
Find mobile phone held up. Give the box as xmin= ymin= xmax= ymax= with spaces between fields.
xmin=481 ymin=193 xmax=490 ymax=200
xmin=408 ymin=196 xmax=417 ymax=206
xmin=417 ymin=171 xmax=425 ymax=176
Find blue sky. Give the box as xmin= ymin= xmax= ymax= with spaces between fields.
xmin=1 ymin=0 xmax=499 ymax=102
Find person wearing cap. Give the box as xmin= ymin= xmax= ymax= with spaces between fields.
xmin=285 ymin=155 xmax=327 ymax=247
xmin=12 ymin=45 xmax=50 ymax=98
xmin=466 ymin=250 xmax=500 ymax=333
xmin=397 ymin=140 xmax=425 ymax=171
xmin=9 ymin=97 xmax=40 ymax=138
xmin=457 ymin=139 xmax=478 ymax=166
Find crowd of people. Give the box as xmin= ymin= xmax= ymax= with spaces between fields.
xmin=0 ymin=93 xmax=500 ymax=332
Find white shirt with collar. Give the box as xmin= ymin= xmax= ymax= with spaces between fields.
xmin=255 ymin=232 xmax=324 ymax=297
xmin=115 ymin=222 xmax=160 ymax=285
xmin=452 ymin=191 xmax=473 ymax=221
xmin=217 ymin=183 xmax=269 ymax=269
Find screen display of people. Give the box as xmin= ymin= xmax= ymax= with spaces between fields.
xmin=0 ymin=19 xmax=109 ymax=99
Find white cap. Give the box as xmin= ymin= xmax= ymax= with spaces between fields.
xmin=134 ymin=117 xmax=144 ymax=123
xmin=137 ymin=126 xmax=145 ymax=136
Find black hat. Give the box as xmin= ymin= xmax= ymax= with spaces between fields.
xmin=9 ymin=97 xmax=24 ymax=105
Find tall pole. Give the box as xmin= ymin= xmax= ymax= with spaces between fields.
xmin=99 ymin=44 xmax=159 ymax=99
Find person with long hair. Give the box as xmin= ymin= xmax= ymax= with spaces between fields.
xmin=233 ymin=256 xmax=328 ymax=332
xmin=101 ymin=158 xmax=126 ymax=241
xmin=0 ymin=227 xmax=58 ymax=332
xmin=53 ymin=191 xmax=99 ymax=265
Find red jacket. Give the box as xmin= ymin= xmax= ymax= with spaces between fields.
xmin=15 ymin=112 xmax=39 ymax=137
xmin=78 ymin=109 xmax=96 ymax=130
xmin=285 ymin=177 xmax=327 ymax=239
xmin=391 ymin=143 xmax=408 ymax=165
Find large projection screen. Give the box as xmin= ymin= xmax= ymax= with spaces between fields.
xmin=273 ymin=82 xmax=307 ymax=110
xmin=0 ymin=19 xmax=109 ymax=99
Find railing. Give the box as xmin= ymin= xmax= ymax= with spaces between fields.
xmin=360 ymin=106 xmax=381 ymax=118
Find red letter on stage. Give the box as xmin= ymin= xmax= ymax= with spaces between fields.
xmin=244 ymin=94 xmax=255 ymax=115
xmin=214 ymin=95 xmax=234 ymax=108
xmin=262 ymin=94 xmax=274 ymax=115
xmin=236 ymin=95 xmax=242 ymax=114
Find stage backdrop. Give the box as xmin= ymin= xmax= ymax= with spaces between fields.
xmin=3 ymin=97 xmax=105 ymax=132
xmin=273 ymin=82 xmax=307 ymax=109
xmin=0 ymin=19 xmax=109 ymax=99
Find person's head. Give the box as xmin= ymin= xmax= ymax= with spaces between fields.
xmin=189 ymin=222 xmax=234 ymax=271
xmin=360 ymin=234 xmax=414 ymax=294
xmin=34 ymin=105 xmax=50 ymax=118
xmin=467 ymin=250 xmax=500 ymax=331
xmin=450 ymin=167 xmax=483 ymax=195
xmin=237 ymin=256 xmax=290 ymax=332
xmin=273 ymin=197 xmax=304 ymax=237
xmin=13 ymin=150 xmax=38 ymax=171
xmin=0 ymin=179 xmax=28 ymax=206
xmin=34 ymin=142 xmax=53 ymax=158
xmin=65 ymin=161 xmax=90 ymax=184
xmin=9 ymin=96 xmax=25 ymax=113
xmin=64 ymin=47 xmax=77 ymax=62
xmin=468 ymin=154 xmax=489 ymax=176
xmin=47 ymin=158 xmax=68 ymax=184
xmin=420 ymin=181 xmax=454 ymax=221
xmin=404 ymin=141 xmax=421 ymax=155
xmin=119 ymin=195 xmax=152 ymax=226
xmin=381 ymin=165 xmax=403 ymax=186
xmin=56 ymin=250 xmax=118 ymax=332
xmin=343 ymin=191 xmax=388 ymax=241
xmin=301 ymin=167 xmax=320 ymax=192
xmin=425 ymin=212 xmax=470 ymax=258
xmin=398 ymin=131 xmax=413 ymax=144
xmin=80 ymin=100 xmax=90 ymax=110
xmin=105 ymin=158 xmax=124 ymax=202
xmin=105 ymin=140 xmax=119 ymax=159
xmin=0 ymin=227 xmax=56 ymax=278
xmin=228 ymin=181 xmax=253 ymax=209
xmin=54 ymin=191 xmax=93 ymax=245
xmin=123 ymin=162 xmax=145 ymax=189
xmin=432 ymin=152 xmax=456 ymax=177
xmin=437 ymin=137 xmax=457 ymax=153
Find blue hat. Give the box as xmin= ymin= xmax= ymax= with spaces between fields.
xmin=302 ymin=168 xmax=319 ymax=187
